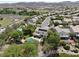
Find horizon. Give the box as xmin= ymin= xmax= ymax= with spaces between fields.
xmin=0 ymin=0 xmax=78 ymax=3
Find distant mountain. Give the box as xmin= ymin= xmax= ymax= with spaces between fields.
xmin=0 ymin=1 xmax=79 ymax=8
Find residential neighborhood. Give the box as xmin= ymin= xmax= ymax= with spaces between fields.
xmin=0 ymin=0 xmax=79 ymax=57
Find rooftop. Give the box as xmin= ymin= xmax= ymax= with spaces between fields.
xmin=55 ymin=26 xmax=70 ymax=34
xmin=70 ymin=25 xmax=79 ymax=33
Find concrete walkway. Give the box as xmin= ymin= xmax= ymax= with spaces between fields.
xmin=38 ymin=44 xmax=44 ymax=57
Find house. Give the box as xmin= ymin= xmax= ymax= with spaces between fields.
xmin=72 ymin=17 xmax=79 ymax=22
xmin=68 ymin=39 xmax=76 ymax=45
xmin=53 ymin=20 xmax=62 ymax=24
xmin=33 ymin=16 xmax=51 ymax=39
xmin=33 ymin=27 xmax=48 ymax=38
xmin=41 ymin=16 xmax=51 ymax=27
xmin=27 ymin=16 xmax=38 ymax=25
xmin=64 ymin=15 xmax=71 ymax=18
xmin=70 ymin=25 xmax=79 ymax=38
xmin=37 ymin=15 xmax=43 ymax=18
xmin=55 ymin=26 xmax=70 ymax=39
xmin=63 ymin=18 xmax=72 ymax=23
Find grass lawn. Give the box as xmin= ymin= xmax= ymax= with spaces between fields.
xmin=0 ymin=18 xmax=13 ymax=27
xmin=59 ymin=53 xmax=79 ymax=57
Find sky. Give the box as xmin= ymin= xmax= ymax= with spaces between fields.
xmin=0 ymin=0 xmax=78 ymax=3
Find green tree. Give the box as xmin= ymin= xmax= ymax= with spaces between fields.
xmin=48 ymin=31 xmax=60 ymax=44
xmin=0 ymin=8 xmax=16 ymax=14
xmin=3 ymin=44 xmax=22 ymax=57
xmin=27 ymin=25 xmax=36 ymax=32
xmin=10 ymin=30 xmax=21 ymax=39
xmin=9 ymin=30 xmax=22 ymax=43
xmin=21 ymin=42 xmax=38 ymax=57
xmin=23 ymin=25 xmax=36 ymax=36
xmin=3 ymin=42 xmax=38 ymax=57
xmin=46 ymin=30 xmax=60 ymax=49
xmin=54 ymin=22 xmax=60 ymax=26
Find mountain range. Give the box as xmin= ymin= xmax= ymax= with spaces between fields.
xmin=0 ymin=1 xmax=79 ymax=8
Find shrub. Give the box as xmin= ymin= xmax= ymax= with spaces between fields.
xmin=63 ymin=45 xmax=70 ymax=50
xmin=59 ymin=41 xmax=66 ymax=46
xmin=73 ymin=50 xmax=78 ymax=53
xmin=75 ymin=45 xmax=79 ymax=49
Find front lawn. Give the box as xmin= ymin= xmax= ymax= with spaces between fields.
xmin=59 ymin=53 xmax=79 ymax=57
xmin=0 ymin=18 xmax=13 ymax=27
